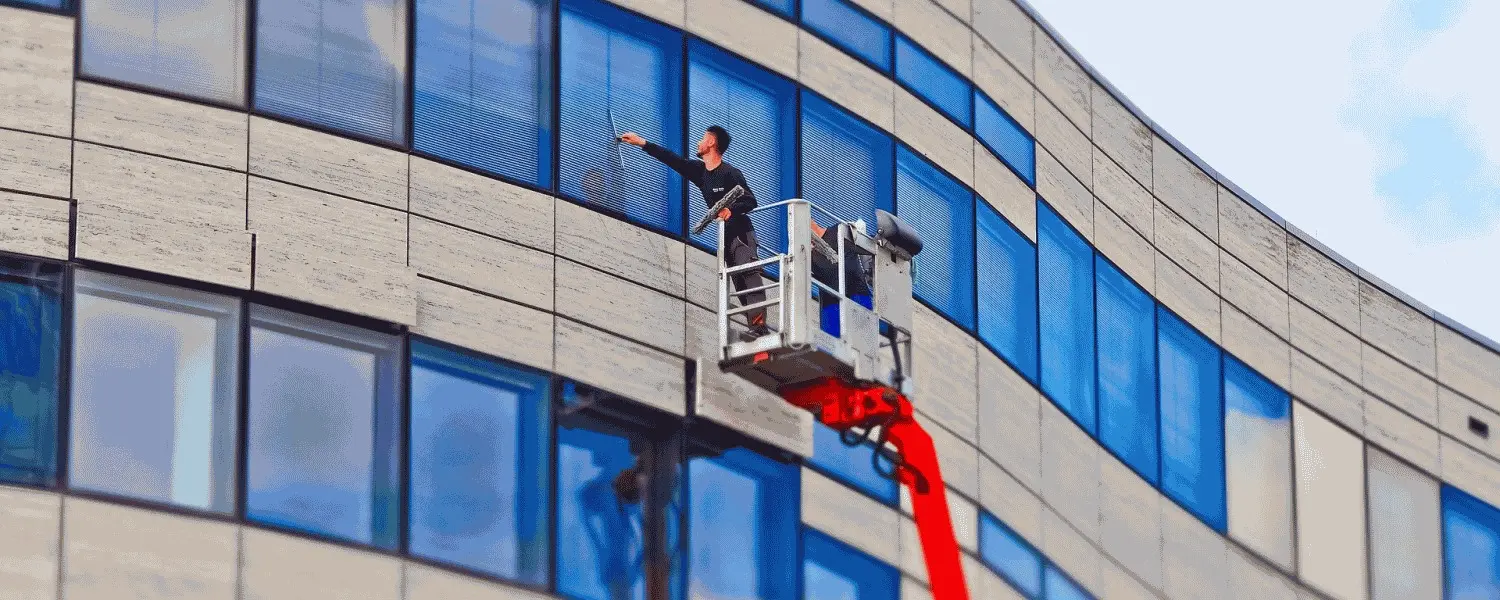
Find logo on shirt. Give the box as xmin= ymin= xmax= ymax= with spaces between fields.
xmin=713 ymin=187 xmax=724 ymax=193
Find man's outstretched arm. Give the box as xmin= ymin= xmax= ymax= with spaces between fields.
xmin=619 ymin=132 xmax=701 ymax=179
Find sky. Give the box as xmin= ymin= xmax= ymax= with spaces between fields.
xmin=1021 ymin=0 xmax=1500 ymax=343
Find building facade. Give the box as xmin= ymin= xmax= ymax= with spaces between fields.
xmin=0 ymin=0 xmax=1497 ymax=598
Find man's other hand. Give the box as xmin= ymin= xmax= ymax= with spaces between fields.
xmin=618 ymin=132 xmax=647 ymax=146
xmin=717 ymin=208 xmax=732 ymax=221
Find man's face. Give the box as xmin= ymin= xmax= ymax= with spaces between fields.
xmin=696 ymin=130 xmax=715 ymax=158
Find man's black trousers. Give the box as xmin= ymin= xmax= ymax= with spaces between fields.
xmin=727 ymin=230 xmax=767 ymax=327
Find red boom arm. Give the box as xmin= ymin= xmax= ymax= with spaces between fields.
xmin=782 ymin=377 xmax=970 ymax=600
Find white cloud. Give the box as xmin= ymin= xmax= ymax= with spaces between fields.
xmin=1022 ymin=0 xmax=1500 ymax=342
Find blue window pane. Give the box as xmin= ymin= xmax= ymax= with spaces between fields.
xmin=1443 ymin=485 xmax=1500 ymax=600
xmin=408 ymin=340 xmax=550 ymax=584
xmin=976 ymin=202 xmax=1038 ymax=381
xmin=1157 ymin=308 xmax=1226 ymax=532
xmin=1044 ymin=565 xmax=1091 ymax=600
xmin=1037 ymin=200 xmax=1095 ymax=434
xmin=801 ymin=93 xmax=894 ymax=230
xmin=746 ymin=0 xmax=794 ymax=17
xmin=80 ymin=0 xmax=247 ymax=104
xmin=897 ymin=146 xmax=975 ymax=328
xmin=688 ymin=448 xmax=799 ymax=600
xmin=556 ymin=421 xmax=650 ymax=600
xmin=809 ymin=422 xmax=898 ymax=504
xmin=1095 ymin=257 xmax=1157 ymax=484
xmin=974 ymin=93 xmax=1036 ymax=186
xmin=254 ymin=0 xmax=408 ymax=143
xmin=12 ymin=0 xmax=64 ymax=7
xmin=978 ymin=512 xmax=1042 ymax=597
xmin=800 ymin=0 xmax=891 ymax=71
xmin=804 ymin=528 xmax=899 ymax=600
xmin=69 ymin=271 xmax=241 ymax=512
xmin=687 ymin=41 xmax=797 ymax=252
xmin=246 ymin=306 xmax=404 ymax=548
xmin=559 ymin=0 xmax=684 ymax=233
xmin=0 ymin=259 xmax=62 ymax=487
xmin=1224 ymin=355 xmax=1293 ymax=567
xmin=894 ymin=36 xmax=971 ymax=127
xmin=413 ymin=0 xmax=553 ymax=188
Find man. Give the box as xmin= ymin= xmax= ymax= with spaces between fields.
xmin=619 ymin=126 xmax=769 ymax=339
xmin=809 ymin=219 xmax=873 ymax=337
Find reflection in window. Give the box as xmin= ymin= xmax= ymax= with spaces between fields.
xmin=809 ymin=422 xmax=897 ymax=504
xmin=1037 ymin=201 xmax=1095 ymax=434
xmin=80 ymin=0 xmax=248 ymax=104
xmin=1369 ymin=448 xmax=1442 ymax=600
xmin=254 ymin=0 xmax=409 ymax=142
xmin=1223 ymin=355 xmax=1292 ymax=569
xmin=897 ymin=145 xmax=975 ymax=329
xmin=69 ymin=271 xmax=240 ymax=512
xmin=413 ymin=0 xmax=553 ymax=188
xmin=408 ymin=340 xmax=550 ymax=584
xmin=0 ymin=259 xmax=62 ymax=487
xmin=556 ymin=419 xmax=650 ymax=600
xmin=976 ymin=202 xmax=1037 ymax=381
xmin=803 ymin=528 xmax=898 ymax=600
xmin=978 ymin=512 xmax=1041 ymax=597
xmin=1157 ymin=308 xmax=1225 ymax=532
xmin=1095 ymin=257 xmax=1156 ymax=483
xmin=558 ymin=0 xmax=683 ymax=233
xmin=688 ymin=447 xmax=798 ymax=600
xmin=1442 ymin=484 xmax=1500 ymax=600
xmin=245 ymin=306 xmax=402 ymax=548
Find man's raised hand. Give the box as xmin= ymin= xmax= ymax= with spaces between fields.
xmin=618 ymin=132 xmax=646 ymax=146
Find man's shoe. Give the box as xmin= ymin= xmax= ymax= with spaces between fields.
xmin=739 ymin=324 xmax=772 ymax=342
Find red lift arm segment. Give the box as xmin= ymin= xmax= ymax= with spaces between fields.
xmin=782 ymin=377 xmax=970 ymax=600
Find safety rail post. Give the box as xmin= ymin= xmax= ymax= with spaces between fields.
xmin=717 ymin=214 xmax=729 ymax=358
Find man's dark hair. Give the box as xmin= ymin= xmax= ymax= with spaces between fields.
xmin=707 ymin=125 xmax=731 ymax=154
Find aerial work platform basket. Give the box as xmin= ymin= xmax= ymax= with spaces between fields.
xmin=709 ymin=198 xmax=971 ymax=600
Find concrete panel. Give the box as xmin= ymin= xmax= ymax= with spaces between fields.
xmin=249 ymin=117 xmax=408 ymax=210
xmin=895 ymin=88 xmax=973 ymax=187
xmin=1289 ymin=300 xmax=1361 ymax=382
xmin=606 ymin=0 xmax=683 ymax=27
xmin=555 ymin=259 xmax=684 ymax=355
xmin=1093 ymin=199 xmax=1155 ymax=294
xmin=74 ymin=82 xmax=248 ymax=170
xmin=845 ymin=0 xmax=892 ymax=22
xmin=1290 ymin=350 xmax=1366 ymax=431
xmin=798 ymin=32 xmax=895 ymax=134
xmin=914 ymin=411 xmax=979 ymax=500
xmin=1155 ymin=201 xmax=1218 ymax=291
xmin=404 ymin=563 xmax=553 ymax=600
xmin=1293 ymin=402 xmax=1368 ymax=600
xmin=901 ymin=577 xmax=932 ymax=600
xmin=802 ymin=467 xmax=902 ymax=566
xmin=685 ymin=0 xmax=796 ymax=78
xmin=977 ymin=350 xmax=1042 ymax=492
xmin=1437 ymin=326 xmax=1500 ymax=414
xmin=1150 ymin=137 xmax=1217 ymax=241
xmin=62 ymin=499 xmax=237 ymax=600
xmin=1041 ymin=508 xmax=1102 ymax=593
xmin=413 ymin=278 xmax=554 ymax=372
xmin=913 ymin=304 xmax=978 ymax=442
xmin=1221 ymin=250 xmax=1289 ymax=340
xmin=408 ymin=156 xmax=553 ymax=252
xmin=1037 ymin=148 xmax=1092 ymax=243
xmin=0 ymin=128 xmax=70 ymax=198
xmin=240 ymin=528 xmax=401 ymax=600
xmin=1091 ymin=85 xmax=1151 ymax=185
xmin=554 ymin=199 xmax=686 ymax=298
xmin=1040 ymin=401 xmax=1101 ymax=543
xmin=979 ymin=455 xmax=1043 ymax=542
xmin=0 ymin=191 xmax=69 ymax=260
xmin=1439 ymin=386 xmax=1500 ymax=463
xmin=1035 ymin=99 xmax=1092 ymax=193
xmin=1033 ymin=34 xmax=1089 ymax=134
xmin=1441 ymin=435 xmax=1500 ymax=509
xmin=1222 ymin=301 xmax=1292 ymax=390
xmin=555 ymin=317 xmax=686 ymax=415
xmin=1362 ymin=343 xmax=1438 ymax=425
xmin=972 ymin=40 xmax=1034 ymax=134
xmin=1365 ymin=392 xmax=1440 ymax=476
xmin=73 ymin=143 xmax=252 ymax=289
xmin=970 ymin=0 xmax=1033 ymax=81
xmin=686 ymin=306 xmax=812 ymax=456
xmin=895 ymin=0 xmax=972 ymax=78
xmin=409 ymin=216 xmax=553 ymax=310
xmin=1228 ymin=546 xmax=1297 ymax=600
xmin=0 ymin=486 xmax=59 ymax=599
xmin=1093 ymin=148 xmax=1154 ymax=244
xmin=0 ymin=7 xmax=73 ymax=136
xmin=683 ymin=248 xmax=717 ymax=311
xmin=1218 ymin=186 xmax=1287 ymax=289
xmin=1287 ymin=236 xmax=1360 ymax=331
xmin=975 ymin=144 xmax=1036 ymax=242
xmin=1100 ymin=455 xmax=1164 ymax=590
xmin=967 ymin=554 xmax=1026 ymax=600
xmin=1102 ymin=561 xmax=1161 ymax=600
xmin=1160 ymin=501 xmax=1229 ymax=600
xmin=1359 ymin=281 xmax=1436 ymax=376
xmin=1155 ymin=252 xmax=1220 ymax=344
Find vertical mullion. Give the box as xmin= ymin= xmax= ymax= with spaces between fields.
xmin=235 ymin=299 xmax=252 ymax=519
xmin=55 ymin=263 xmax=75 ymax=491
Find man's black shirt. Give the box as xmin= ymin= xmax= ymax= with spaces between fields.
xmin=642 ymin=142 xmax=758 ymax=239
